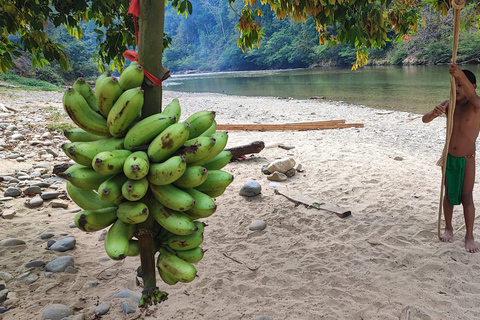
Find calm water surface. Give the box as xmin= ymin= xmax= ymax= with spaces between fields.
xmin=164 ymin=65 xmax=480 ymax=115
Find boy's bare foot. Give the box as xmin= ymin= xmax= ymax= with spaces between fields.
xmin=440 ymin=229 xmax=454 ymax=243
xmin=465 ymin=237 xmax=479 ymax=253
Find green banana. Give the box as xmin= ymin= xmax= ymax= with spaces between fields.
xmin=157 ymin=248 xmax=197 ymax=283
xmin=95 ymin=76 xmax=123 ymax=118
xmin=150 ymin=183 xmax=196 ymax=212
xmin=117 ymin=201 xmax=149 ymax=224
xmin=62 ymin=87 xmax=110 ymax=136
xmin=147 ymin=155 xmax=187 ymax=186
xmin=195 ymin=169 xmax=234 ymax=192
xmin=190 ymin=131 xmax=229 ymax=166
xmin=107 ymin=87 xmax=144 ymax=137
xmin=162 ymin=98 xmax=181 ymax=123
xmin=148 ymin=197 xmax=198 ymax=236
xmin=122 ymin=177 xmax=149 ymax=201
xmin=123 ymin=151 xmax=150 ymax=180
xmin=118 ymin=63 xmax=144 ymax=90
xmin=98 ymin=173 xmax=128 ymax=203
xmin=65 ymin=166 xmax=113 ymax=190
xmin=199 ymin=187 xmax=227 ymax=198
xmin=165 ymin=221 xmax=204 ymax=251
xmin=74 ymin=207 xmax=118 ymax=232
xmin=95 ymin=71 xmax=111 ymax=89
xmin=203 ymin=150 xmax=233 ymax=170
xmin=198 ymin=120 xmax=217 ymax=137
xmin=184 ymin=187 xmax=217 ymax=219
xmin=123 ymin=113 xmax=176 ymax=150
xmin=72 ymin=77 xmax=99 ymax=112
xmin=181 ymin=136 xmax=216 ymax=164
xmin=147 ymin=122 xmax=190 ymax=163
xmin=66 ymin=181 xmax=116 ymax=210
xmin=172 ymin=166 xmax=208 ymax=189
xmin=92 ymin=149 xmax=132 ymax=175
xmin=185 ymin=110 xmax=216 ymax=140
xmin=62 ymin=137 xmax=125 ymax=166
xmin=104 ymin=219 xmax=137 ymax=260
xmin=63 ymin=127 xmax=105 ymax=142
xmin=174 ymin=246 xmax=204 ymax=264
xmin=158 ymin=265 xmax=178 ymax=285
xmin=126 ymin=239 xmax=140 ymax=257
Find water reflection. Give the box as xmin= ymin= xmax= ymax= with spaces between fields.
xmin=164 ymin=65 xmax=480 ymax=115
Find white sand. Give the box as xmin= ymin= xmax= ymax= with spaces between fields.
xmin=2 ymin=89 xmax=480 ymax=319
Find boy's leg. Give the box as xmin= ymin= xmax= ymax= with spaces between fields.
xmin=442 ymin=182 xmax=454 ymax=242
xmin=462 ymin=157 xmax=478 ymax=253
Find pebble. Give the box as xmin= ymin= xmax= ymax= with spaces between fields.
xmin=94 ymin=301 xmax=111 ymax=315
xmin=249 ymin=220 xmax=267 ymax=231
xmin=0 ymin=271 xmax=13 ymax=282
xmin=4 ymin=187 xmax=22 ymax=197
xmin=28 ymin=196 xmax=44 ymax=207
xmin=239 ymin=180 xmax=262 ymax=197
xmin=0 ymin=238 xmax=26 ymax=246
xmin=87 ymin=280 xmax=99 ymax=288
xmin=115 ymin=289 xmax=142 ymax=302
xmin=49 ymin=237 xmax=76 ymax=252
xmin=41 ymin=191 xmax=61 ymax=200
xmin=40 ymin=232 xmax=55 ymax=239
xmin=24 ymin=186 xmax=42 ymax=194
xmin=25 ymin=261 xmax=45 ymax=268
xmin=121 ymin=300 xmax=137 ymax=314
xmin=45 ymin=256 xmax=74 ymax=273
xmin=41 ymin=303 xmax=74 ymax=320
xmin=267 ymin=171 xmax=288 ymax=181
xmin=1 ymin=209 xmax=16 ymax=219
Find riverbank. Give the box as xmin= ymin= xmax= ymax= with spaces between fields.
xmin=1 ymin=89 xmax=480 ymax=319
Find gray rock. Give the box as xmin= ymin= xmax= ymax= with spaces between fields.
xmin=28 ymin=196 xmax=44 ymax=207
xmin=30 ymin=182 xmax=51 ymax=188
xmin=0 ymin=292 xmax=7 ymax=303
xmin=115 ymin=289 xmax=142 ymax=302
xmin=249 ymin=220 xmax=267 ymax=231
xmin=47 ymin=239 xmax=57 ymax=248
xmin=0 ymin=238 xmax=26 ymax=246
xmin=11 ymin=133 xmax=25 ymax=141
xmin=0 ymin=271 xmax=13 ymax=282
xmin=41 ymin=232 xmax=55 ymax=240
xmin=25 ymin=261 xmax=45 ymax=268
xmin=45 ymin=256 xmax=74 ymax=273
xmin=239 ymin=180 xmax=262 ymax=197
xmin=41 ymin=191 xmax=61 ymax=200
xmin=87 ymin=280 xmax=99 ymax=288
xmin=24 ymin=186 xmax=42 ymax=194
xmin=121 ymin=300 xmax=137 ymax=314
xmin=0 ymin=306 xmax=6 ymax=314
xmin=4 ymin=187 xmax=22 ymax=197
xmin=26 ymin=274 xmax=39 ymax=284
xmin=41 ymin=304 xmax=74 ymax=320
xmin=94 ymin=301 xmax=111 ymax=316
xmin=49 ymin=237 xmax=76 ymax=252
xmin=16 ymin=271 xmax=31 ymax=280
xmin=65 ymin=266 xmax=78 ymax=274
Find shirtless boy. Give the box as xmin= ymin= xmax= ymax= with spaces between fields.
xmin=422 ymin=63 xmax=480 ymax=253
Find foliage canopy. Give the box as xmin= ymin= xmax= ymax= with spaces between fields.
xmin=0 ymin=0 xmax=478 ymax=73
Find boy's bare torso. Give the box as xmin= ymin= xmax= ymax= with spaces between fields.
xmin=449 ymin=101 xmax=480 ymax=157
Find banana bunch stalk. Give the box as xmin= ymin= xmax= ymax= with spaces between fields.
xmin=61 ymin=66 xmax=233 ymax=308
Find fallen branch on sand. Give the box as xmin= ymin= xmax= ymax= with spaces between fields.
xmin=225 ymin=140 xmax=265 ymax=159
xmin=216 ymin=120 xmax=363 ymax=131
xmin=222 ymin=252 xmax=259 ymax=271
xmin=274 ymin=188 xmax=351 ymax=218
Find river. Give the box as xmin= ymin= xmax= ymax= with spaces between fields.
xmin=163 ymin=65 xmax=480 ymax=115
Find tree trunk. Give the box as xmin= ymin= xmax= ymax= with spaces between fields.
xmin=138 ymin=0 xmax=170 ymax=118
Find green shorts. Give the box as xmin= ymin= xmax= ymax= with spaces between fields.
xmin=445 ymin=153 xmax=466 ymax=206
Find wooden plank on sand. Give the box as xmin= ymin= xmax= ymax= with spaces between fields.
xmin=216 ymin=121 xmax=363 ymax=131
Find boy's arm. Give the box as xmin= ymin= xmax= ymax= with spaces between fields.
xmin=449 ymin=63 xmax=480 ymax=108
xmin=423 ymin=100 xmax=448 ymax=123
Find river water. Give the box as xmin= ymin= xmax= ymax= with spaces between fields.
xmin=164 ymin=65 xmax=480 ymax=115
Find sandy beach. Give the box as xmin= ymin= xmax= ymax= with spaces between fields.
xmin=1 ymin=88 xmax=480 ymax=320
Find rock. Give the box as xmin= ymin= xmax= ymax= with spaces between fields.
xmin=0 ymin=271 xmax=13 ymax=282
xmin=121 ymin=300 xmax=137 ymax=314
xmin=249 ymin=220 xmax=267 ymax=231
xmin=266 ymin=171 xmax=288 ymax=182
xmin=1 ymin=209 xmax=16 ymax=219
xmin=239 ymin=180 xmax=262 ymax=197
xmin=87 ymin=280 xmax=99 ymax=288
xmin=94 ymin=301 xmax=111 ymax=316
xmin=28 ymin=196 xmax=44 ymax=207
xmin=24 ymin=186 xmax=42 ymax=194
xmin=284 ymin=168 xmax=296 ymax=177
xmin=50 ymin=200 xmax=68 ymax=209
xmin=0 ymin=292 xmax=7 ymax=303
xmin=115 ymin=289 xmax=142 ymax=302
xmin=46 ymin=239 xmax=57 ymax=248
xmin=267 ymin=157 xmax=295 ymax=173
xmin=40 ymin=232 xmax=55 ymax=240
xmin=11 ymin=133 xmax=25 ymax=141
xmin=26 ymin=273 xmax=39 ymax=284
xmin=65 ymin=266 xmax=78 ymax=274
xmin=49 ymin=237 xmax=76 ymax=252
xmin=0 ymin=238 xmax=26 ymax=246
xmin=41 ymin=304 xmax=74 ymax=320
xmin=25 ymin=261 xmax=45 ymax=268
xmin=4 ymin=187 xmax=22 ymax=197
xmin=45 ymin=256 xmax=74 ymax=273
xmin=261 ymin=164 xmax=271 ymax=175
xmin=40 ymin=191 xmax=61 ymax=200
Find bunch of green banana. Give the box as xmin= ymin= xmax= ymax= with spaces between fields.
xmin=61 ymin=69 xmax=234 ymax=307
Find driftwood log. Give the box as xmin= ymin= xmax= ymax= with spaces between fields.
xmin=216 ymin=120 xmax=363 ymax=131
xmin=225 ymin=141 xmax=265 ymax=159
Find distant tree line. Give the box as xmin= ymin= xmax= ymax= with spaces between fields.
xmin=7 ymin=0 xmax=480 ymax=86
